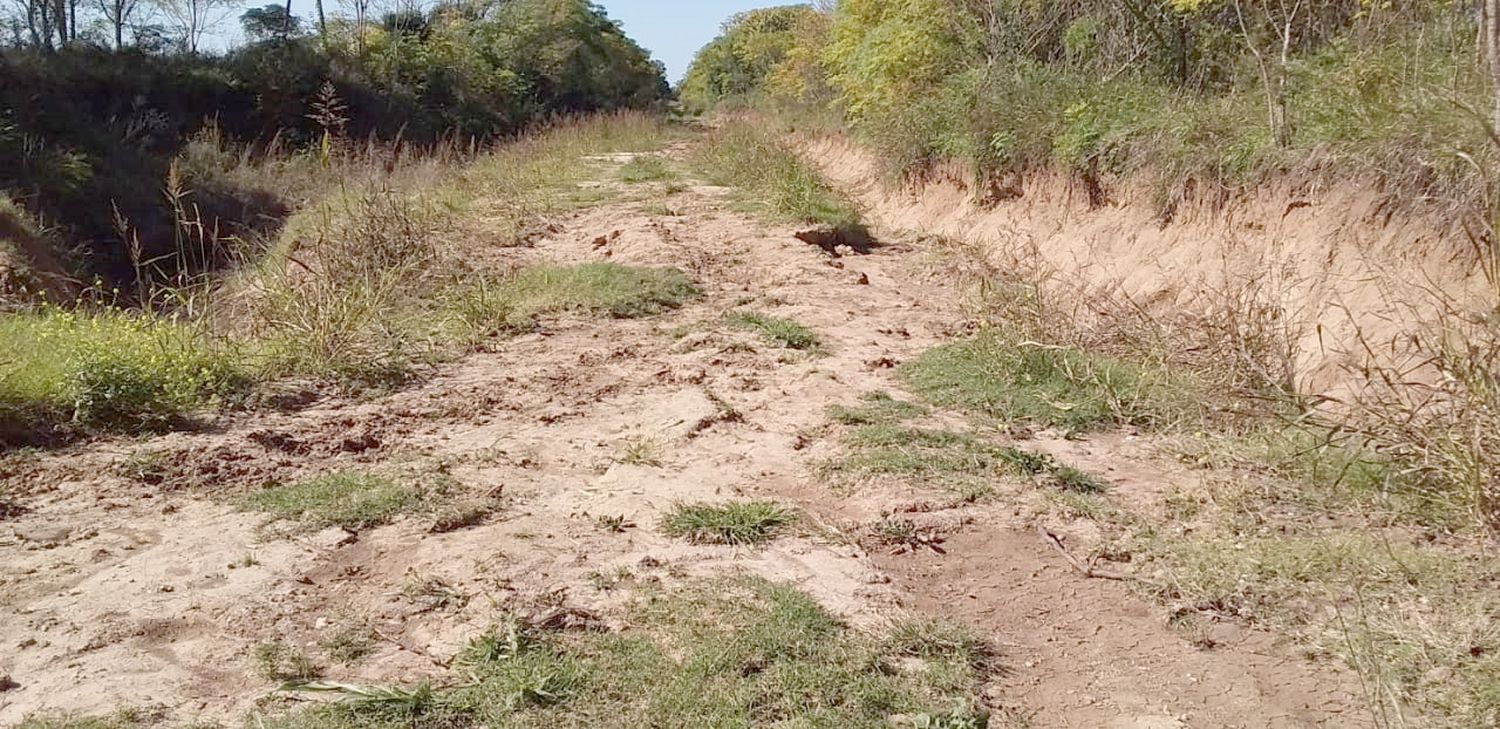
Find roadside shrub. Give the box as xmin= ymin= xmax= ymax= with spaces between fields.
xmin=0 ymin=306 xmax=245 ymax=439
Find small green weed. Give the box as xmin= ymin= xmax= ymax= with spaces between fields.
xmin=728 ymin=311 xmax=820 ymax=351
xmin=244 ymin=472 xmax=422 ymax=531
xmin=617 ymin=437 xmax=663 ymax=467
xmin=661 ymin=501 xmax=793 ymax=545
xmin=254 ymin=640 xmax=321 ymax=682
xmin=446 ymin=263 xmax=699 ymax=342
xmin=828 ymin=391 xmax=927 ymax=425
xmin=320 ymin=625 xmax=378 ymax=665
xmin=619 ymin=155 xmax=675 ymax=183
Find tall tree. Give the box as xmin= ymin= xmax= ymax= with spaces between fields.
xmin=158 ymin=0 xmax=239 ymax=52
xmin=97 ymin=0 xmax=146 ymax=47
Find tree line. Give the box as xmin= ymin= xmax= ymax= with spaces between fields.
xmin=0 ymin=0 xmax=667 ymax=285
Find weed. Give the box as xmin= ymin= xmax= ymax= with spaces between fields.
xmin=244 ymin=472 xmax=421 ymax=532
xmin=617 ymin=438 xmax=662 ymax=467
xmin=619 ymin=155 xmax=675 ymax=183
xmin=1050 ymin=464 xmax=1107 ymax=494
xmin=320 ymin=625 xmax=377 ymax=665
xmin=446 ymin=263 xmax=699 ymax=342
xmin=0 ymin=306 xmax=246 ymax=440
xmin=728 ymin=310 xmax=820 ymax=350
xmin=661 ymin=501 xmax=793 ymax=545
xmin=828 ymin=391 xmax=927 ymax=425
xmin=595 ymin=514 xmax=632 ymax=533
xmin=251 ymin=577 xmax=988 ymax=727
xmin=429 ymin=497 xmax=501 ymax=533
xmin=402 ymin=569 xmax=468 ymax=610
xmin=903 ymin=333 xmax=1192 ymax=431
xmin=253 ymin=640 xmax=320 ymax=682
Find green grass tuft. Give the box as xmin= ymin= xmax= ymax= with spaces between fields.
xmin=446 ymin=263 xmax=699 ymax=342
xmin=728 ymin=310 xmax=820 ymax=350
xmin=618 ymin=155 xmax=675 ymax=183
xmin=244 ymin=472 xmax=423 ymax=531
xmin=661 ymin=501 xmax=794 ymax=545
xmin=828 ymin=391 xmax=928 ymax=425
xmin=903 ymin=333 xmax=1193 ymax=431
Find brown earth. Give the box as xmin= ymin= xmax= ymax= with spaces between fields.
xmin=1 ymin=142 xmax=1378 ymax=727
xmin=802 ymin=136 xmax=1494 ymax=400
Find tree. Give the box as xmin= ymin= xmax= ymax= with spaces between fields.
xmin=158 ymin=0 xmax=239 ymax=52
xmin=239 ymin=2 xmax=299 ymax=41
xmin=97 ymin=0 xmax=148 ymax=47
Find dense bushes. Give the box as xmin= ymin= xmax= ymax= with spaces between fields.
xmin=0 ymin=0 xmax=667 ymax=286
xmin=682 ymin=1 xmax=1491 ymax=205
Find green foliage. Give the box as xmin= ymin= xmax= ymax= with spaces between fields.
xmin=244 ymin=472 xmax=424 ymax=531
xmin=828 ymin=391 xmax=928 ymax=425
xmin=446 ymin=263 xmax=699 ymax=341
xmin=696 ymin=120 xmax=863 ymax=230
xmin=0 ymin=306 xmax=246 ymax=441
xmin=618 ymin=155 xmax=674 ymax=183
xmin=680 ymin=5 xmax=828 ymax=112
xmin=660 ymin=501 xmax=794 ymax=545
xmin=728 ymin=310 xmax=820 ymax=350
xmin=260 ymin=578 xmax=986 ymax=728
xmin=901 ymin=333 xmax=1194 ymax=431
xmin=0 ymin=0 xmax=668 ymax=288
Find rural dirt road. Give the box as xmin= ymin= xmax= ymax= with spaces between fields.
xmin=0 ymin=139 xmax=1375 ymax=727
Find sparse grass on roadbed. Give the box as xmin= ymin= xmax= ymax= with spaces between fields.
xmin=257 ymin=578 xmax=988 ymax=729
xmin=728 ymin=310 xmax=820 ymax=351
xmin=661 ymin=501 xmax=794 ymax=545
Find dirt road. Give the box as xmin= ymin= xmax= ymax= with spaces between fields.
xmin=0 ymin=141 xmax=1375 ymax=727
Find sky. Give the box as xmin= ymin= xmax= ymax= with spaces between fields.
xmin=257 ymin=0 xmax=776 ymax=83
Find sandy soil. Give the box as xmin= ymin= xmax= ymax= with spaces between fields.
xmin=1 ymin=144 xmax=1376 ymax=727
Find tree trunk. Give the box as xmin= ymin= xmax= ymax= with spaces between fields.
xmin=316 ymin=0 xmax=325 ymax=34
xmin=1488 ymin=0 xmax=1500 ymax=129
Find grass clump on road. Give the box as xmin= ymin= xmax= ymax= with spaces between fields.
xmin=903 ymin=333 xmax=1192 ymax=432
xmin=263 ymin=578 xmax=987 ymax=728
xmin=695 ymin=121 xmax=863 ymax=231
xmin=823 ymin=424 xmax=1105 ymax=496
xmin=828 ymin=391 xmax=928 ymax=425
xmin=661 ymin=501 xmax=793 ymax=545
xmin=0 ymin=306 xmax=246 ymax=442
xmin=728 ymin=310 xmax=820 ymax=350
xmin=244 ymin=472 xmax=425 ymax=531
xmin=446 ymin=263 xmax=699 ymax=342
xmin=619 ymin=155 xmax=675 ymax=183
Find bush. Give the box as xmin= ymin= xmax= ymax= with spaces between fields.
xmin=0 ymin=306 xmax=246 ymax=440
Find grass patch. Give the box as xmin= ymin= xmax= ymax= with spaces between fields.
xmin=254 ymin=640 xmax=321 ymax=682
xmin=695 ymin=120 xmax=863 ymax=231
xmin=0 ymin=306 xmax=246 ymax=441
xmin=445 ymin=263 xmax=699 ymax=342
xmin=1131 ymin=527 xmax=1500 ymax=727
xmin=263 ymin=578 xmax=986 ymax=728
xmin=903 ymin=333 xmax=1194 ymax=432
xmin=244 ymin=472 xmax=427 ymax=531
xmin=728 ymin=310 xmax=820 ymax=351
xmin=823 ymin=424 xmax=1104 ymax=496
xmin=618 ymin=155 xmax=675 ymax=183
xmin=828 ymin=391 xmax=928 ymax=425
xmin=660 ymin=501 xmax=793 ymax=545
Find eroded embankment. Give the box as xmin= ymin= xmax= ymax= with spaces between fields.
xmin=804 ymin=136 xmax=1493 ymax=398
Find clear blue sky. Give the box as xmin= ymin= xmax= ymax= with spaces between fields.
xmin=255 ymin=0 xmax=776 ymax=83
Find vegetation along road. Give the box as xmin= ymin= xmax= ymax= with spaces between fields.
xmin=3 ymin=1 xmax=1500 ymax=728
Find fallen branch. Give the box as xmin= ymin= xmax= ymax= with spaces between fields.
xmin=1035 ymin=525 xmax=1164 ymax=589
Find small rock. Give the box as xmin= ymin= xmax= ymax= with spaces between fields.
xmin=0 ymin=675 xmax=19 ymax=692
xmin=853 ymin=272 xmax=870 ymax=285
